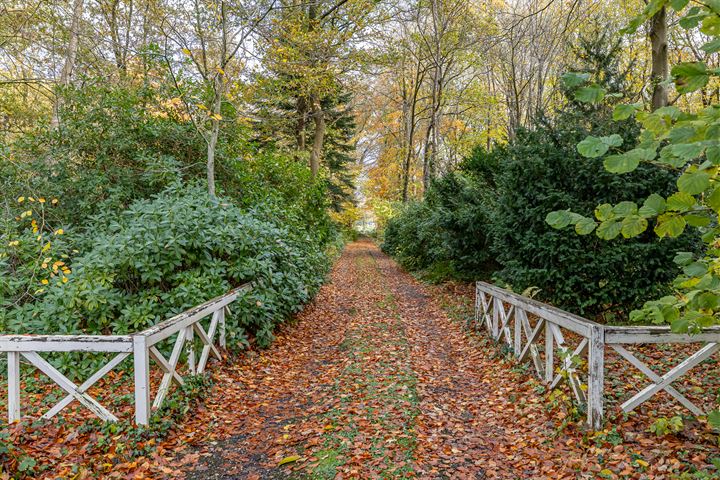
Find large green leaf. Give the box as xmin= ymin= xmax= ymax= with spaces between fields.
xmin=639 ymin=194 xmax=666 ymax=217
xmin=596 ymin=220 xmax=622 ymax=240
xmin=613 ymin=103 xmax=642 ymax=121
xmin=577 ymin=136 xmax=607 ymax=158
xmin=560 ymin=72 xmax=590 ymax=88
xmin=654 ymin=213 xmax=687 ymax=238
xmin=594 ymin=203 xmax=614 ymax=221
xmin=672 ymin=62 xmax=710 ymax=93
xmin=612 ymin=201 xmax=638 ymax=216
xmin=604 ymin=154 xmax=639 ymax=173
xmin=677 ymin=170 xmax=711 ymax=194
xmin=574 ymin=84 xmax=606 ymax=104
xmin=575 ymin=217 xmax=597 ymax=235
xmin=621 ymin=215 xmax=648 ymax=238
xmin=666 ymin=192 xmax=697 ymax=212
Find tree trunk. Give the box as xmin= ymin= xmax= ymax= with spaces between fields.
xmin=649 ymin=6 xmax=668 ymax=111
xmin=207 ymin=75 xmax=223 ymax=198
xmin=52 ymin=0 xmax=84 ymax=128
xmin=310 ymin=94 xmax=324 ymax=177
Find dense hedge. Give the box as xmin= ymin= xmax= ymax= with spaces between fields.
xmin=382 ymin=172 xmax=496 ymax=280
xmin=490 ymin=121 xmax=695 ymax=319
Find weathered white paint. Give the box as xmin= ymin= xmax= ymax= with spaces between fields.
xmin=43 ymin=352 xmax=130 ymax=419
xmin=475 ymin=281 xmax=720 ymax=429
xmin=8 ymin=352 xmax=20 ymax=422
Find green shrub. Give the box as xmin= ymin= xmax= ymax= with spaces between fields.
xmin=490 ymin=103 xmax=695 ymax=320
xmin=5 ymin=185 xmax=330 ymax=373
xmin=382 ymin=172 xmax=496 ymax=280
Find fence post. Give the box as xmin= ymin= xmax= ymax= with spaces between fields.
xmin=587 ymin=325 xmax=605 ymax=430
xmin=545 ymin=321 xmax=554 ymax=383
xmin=514 ymin=309 xmax=522 ymax=356
xmin=132 ymin=335 xmax=150 ymax=426
xmin=219 ymin=307 xmax=227 ymax=348
xmin=185 ymin=326 xmax=196 ymax=374
xmin=492 ymin=298 xmax=499 ymax=339
xmin=8 ymin=352 xmax=20 ymax=422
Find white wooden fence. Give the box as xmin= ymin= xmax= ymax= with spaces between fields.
xmin=475 ymin=281 xmax=720 ymax=429
xmin=1 ymin=283 xmax=251 ymax=426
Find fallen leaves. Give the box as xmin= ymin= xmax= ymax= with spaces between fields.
xmin=3 ymin=240 xmax=720 ymax=479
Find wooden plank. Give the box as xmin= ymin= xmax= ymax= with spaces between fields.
xmin=140 ymin=283 xmax=251 ymax=345
xmin=492 ymin=298 xmax=499 ymax=339
xmin=8 ymin=352 xmax=20 ymax=422
xmin=186 ymin=326 xmax=196 ymax=375
xmin=514 ymin=309 xmax=522 ymax=356
xmin=545 ymin=321 xmax=554 ymax=384
xmin=518 ymin=316 xmax=543 ymax=362
xmin=151 ymin=328 xmax=187 ymax=410
xmin=476 ymin=282 xmax=595 ymax=336
xmin=22 ymin=352 xmax=118 ymax=422
xmin=220 ymin=307 xmax=228 ymax=348
xmin=133 ymin=335 xmax=151 ymax=425
xmin=550 ymin=338 xmax=588 ymax=390
xmin=610 ymin=344 xmax=703 ymax=416
xmin=587 ymin=325 xmax=605 ymax=430
xmin=621 ymin=342 xmax=720 ymax=413
xmin=605 ymin=326 xmax=720 ymax=344
xmin=0 ymin=335 xmax=132 ymax=353
xmin=43 ymin=352 xmax=130 ymax=419
xmin=197 ymin=313 xmax=221 ymax=374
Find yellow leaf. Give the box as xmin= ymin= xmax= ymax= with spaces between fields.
xmin=28 ymin=197 xmax=35 ymax=202
xmin=600 ymin=469 xmax=613 ymax=475
xmin=42 ymin=242 xmax=51 ymax=252
xmin=55 ymin=229 xmax=64 ymax=235
xmin=278 ymin=455 xmax=301 ymax=466
xmin=182 ymin=48 xmax=192 ymax=56
xmin=636 ymin=460 xmax=649 ymax=468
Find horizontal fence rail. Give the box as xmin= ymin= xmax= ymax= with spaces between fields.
xmin=1 ymin=283 xmax=252 ymax=426
xmin=474 ymin=281 xmax=720 ymax=429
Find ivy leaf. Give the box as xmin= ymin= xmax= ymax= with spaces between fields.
xmin=596 ymin=220 xmax=622 ymax=240
xmin=574 ymin=84 xmax=606 ymax=104
xmin=655 ymin=213 xmax=687 ymax=238
xmin=621 ymin=215 xmax=648 ymax=238
xmin=677 ymin=170 xmax=711 ymax=195
xmin=639 ymin=194 xmax=666 ymax=217
xmin=672 ymin=62 xmax=710 ymax=94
